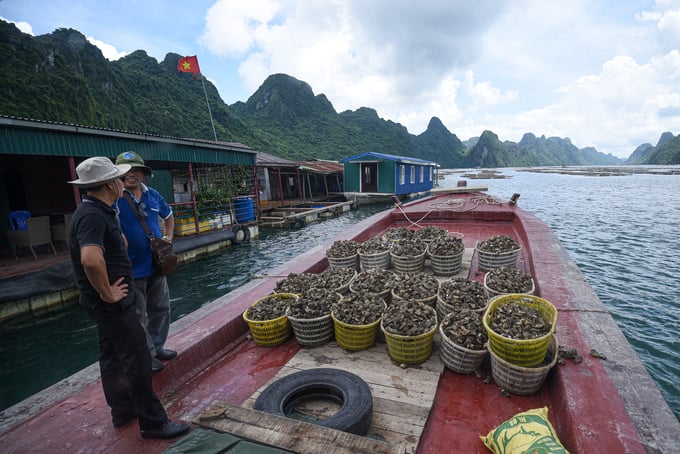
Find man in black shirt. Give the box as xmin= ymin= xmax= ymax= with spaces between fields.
xmin=68 ymin=157 xmax=190 ymax=439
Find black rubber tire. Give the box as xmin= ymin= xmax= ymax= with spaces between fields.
xmin=253 ymin=368 xmax=373 ymax=435
xmin=292 ymin=218 xmax=306 ymax=228
xmin=231 ymin=225 xmax=250 ymax=243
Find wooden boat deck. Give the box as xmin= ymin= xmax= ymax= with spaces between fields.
xmin=199 ymin=336 xmax=444 ymax=454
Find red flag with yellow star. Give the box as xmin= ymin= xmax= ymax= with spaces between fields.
xmin=177 ymin=55 xmax=201 ymax=74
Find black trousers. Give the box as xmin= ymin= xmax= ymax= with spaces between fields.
xmin=86 ymin=297 xmax=168 ymax=429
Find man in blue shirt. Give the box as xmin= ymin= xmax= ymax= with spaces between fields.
xmin=116 ymin=151 xmax=176 ymax=372
xmin=68 ymin=156 xmax=189 ymax=438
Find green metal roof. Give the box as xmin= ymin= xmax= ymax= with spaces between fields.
xmin=0 ymin=117 xmax=257 ymax=166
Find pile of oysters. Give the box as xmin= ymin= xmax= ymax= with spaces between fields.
xmin=440 ymin=309 xmax=488 ymax=350
xmin=288 ymin=289 xmax=340 ymax=319
xmin=485 ymin=266 xmax=534 ymax=294
xmin=477 ymin=235 xmax=520 ymax=253
xmin=383 ymin=227 xmax=416 ymax=242
xmin=332 ymin=292 xmax=385 ymax=325
xmin=415 ymin=225 xmax=448 ymax=242
xmin=326 ymin=240 xmax=360 ymax=258
xmin=390 ymin=238 xmax=427 ymax=257
xmin=428 ymin=236 xmax=464 ymax=257
xmin=438 ymin=278 xmax=487 ymax=312
xmin=488 ymin=301 xmax=552 ymax=340
xmin=382 ymin=301 xmax=437 ymax=336
xmin=247 ymin=294 xmax=292 ymax=321
xmin=391 ymin=272 xmax=440 ymax=303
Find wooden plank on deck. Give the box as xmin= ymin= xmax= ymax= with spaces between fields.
xmin=242 ymin=340 xmax=444 ymax=454
xmin=196 ymin=401 xmax=405 ymax=454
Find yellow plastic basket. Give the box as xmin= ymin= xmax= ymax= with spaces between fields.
xmin=483 ymin=294 xmax=557 ymax=367
xmin=243 ymin=294 xmax=296 ymax=347
xmin=331 ymin=312 xmax=382 ymax=351
xmin=382 ymin=319 xmax=438 ymax=364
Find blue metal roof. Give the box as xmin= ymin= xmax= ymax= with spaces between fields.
xmin=340 ymin=151 xmax=437 ymax=166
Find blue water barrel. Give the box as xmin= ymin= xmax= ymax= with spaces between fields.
xmin=234 ymin=197 xmax=255 ymax=223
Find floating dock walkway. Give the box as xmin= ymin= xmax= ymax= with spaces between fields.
xmin=259 ymin=200 xmax=356 ymax=228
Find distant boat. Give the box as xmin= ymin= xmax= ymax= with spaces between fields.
xmin=1 ymin=186 xmax=678 ymax=453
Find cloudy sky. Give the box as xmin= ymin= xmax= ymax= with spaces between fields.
xmin=2 ymin=0 xmax=680 ymax=158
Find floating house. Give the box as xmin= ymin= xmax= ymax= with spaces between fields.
xmin=0 ymin=116 xmax=259 ymax=252
xmin=340 ymin=152 xmax=438 ymax=202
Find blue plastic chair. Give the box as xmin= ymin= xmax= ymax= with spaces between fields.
xmin=9 ymin=211 xmax=31 ymax=230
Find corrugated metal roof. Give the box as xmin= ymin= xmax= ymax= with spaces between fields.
xmin=298 ymin=160 xmax=343 ymax=174
xmin=0 ymin=116 xmax=257 ymax=166
xmin=256 ymin=151 xmax=298 ymax=166
xmin=340 ymin=151 xmax=437 ymax=166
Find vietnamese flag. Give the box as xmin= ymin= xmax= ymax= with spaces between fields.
xmin=178 ymin=55 xmax=201 ymax=74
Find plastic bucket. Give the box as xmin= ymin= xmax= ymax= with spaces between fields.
xmin=234 ymin=197 xmax=255 ymax=223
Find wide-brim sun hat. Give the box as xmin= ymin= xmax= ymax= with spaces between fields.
xmin=68 ymin=157 xmax=131 ymax=188
xmin=115 ymin=151 xmax=152 ymax=176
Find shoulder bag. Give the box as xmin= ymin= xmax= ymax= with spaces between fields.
xmin=124 ymin=193 xmax=178 ymax=276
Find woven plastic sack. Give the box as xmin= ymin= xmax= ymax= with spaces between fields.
xmin=480 ymin=406 xmax=569 ymax=454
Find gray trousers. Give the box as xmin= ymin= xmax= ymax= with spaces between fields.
xmin=133 ymin=273 xmax=171 ymax=355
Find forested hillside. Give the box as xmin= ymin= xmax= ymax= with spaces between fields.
xmin=3 ymin=20 xmax=670 ymax=167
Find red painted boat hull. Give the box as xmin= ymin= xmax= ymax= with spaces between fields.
xmin=1 ymin=190 xmax=677 ymax=453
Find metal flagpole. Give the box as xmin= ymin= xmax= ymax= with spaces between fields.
xmin=200 ymin=76 xmax=218 ymax=142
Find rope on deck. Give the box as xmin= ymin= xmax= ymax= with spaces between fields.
xmin=396 ymin=195 xmax=504 ymax=228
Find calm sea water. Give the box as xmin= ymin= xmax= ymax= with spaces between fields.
xmin=1 ymin=167 xmax=679 ymax=422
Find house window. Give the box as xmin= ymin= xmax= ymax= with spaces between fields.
xmin=429 ymin=167 xmax=433 ymax=181
xmin=400 ymin=165 xmax=405 ymax=185
xmin=419 ymin=167 xmax=424 ymax=183
xmin=410 ymin=165 xmax=415 ymax=184
xmin=364 ymin=166 xmax=372 ymax=184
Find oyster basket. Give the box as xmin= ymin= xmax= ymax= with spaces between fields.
xmin=488 ymin=335 xmax=558 ymax=395
xmin=349 ymin=282 xmax=392 ymax=304
xmin=359 ymin=249 xmax=392 ymax=271
xmin=331 ymin=310 xmax=384 ymax=352
xmin=483 ymin=294 xmax=557 ymax=367
xmin=243 ymin=294 xmax=296 ymax=347
xmin=334 ymin=273 xmax=356 ymax=294
xmin=475 ymin=243 xmax=521 ymax=271
xmin=381 ymin=311 xmax=438 ymax=364
xmin=429 ymin=249 xmax=465 ymax=276
xmin=390 ymin=249 xmax=427 ymax=273
xmin=393 ymin=291 xmax=437 ymax=308
xmin=327 ymin=253 xmax=360 ymax=270
xmin=286 ymin=311 xmax=334 ymax=347
xmin=439 ymin=322 xmax=488 ymax=374
xmin=436 ymin=294 xmax=488 ymax=322
xmin=483 ymin=273 xmax=535 ymax=299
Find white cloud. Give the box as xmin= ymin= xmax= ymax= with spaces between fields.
xmin=1 ymin=16 xmax=34 ymax=35
xmin=463 ymin=72 xmax=518 ymax=109
xmin=656 ymin=8 xmax=680 ymax=47
xmin=200 ymin=0 xmax=283 ymax=57
xmin=86 ymin=37 xmax=128 ymax=61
